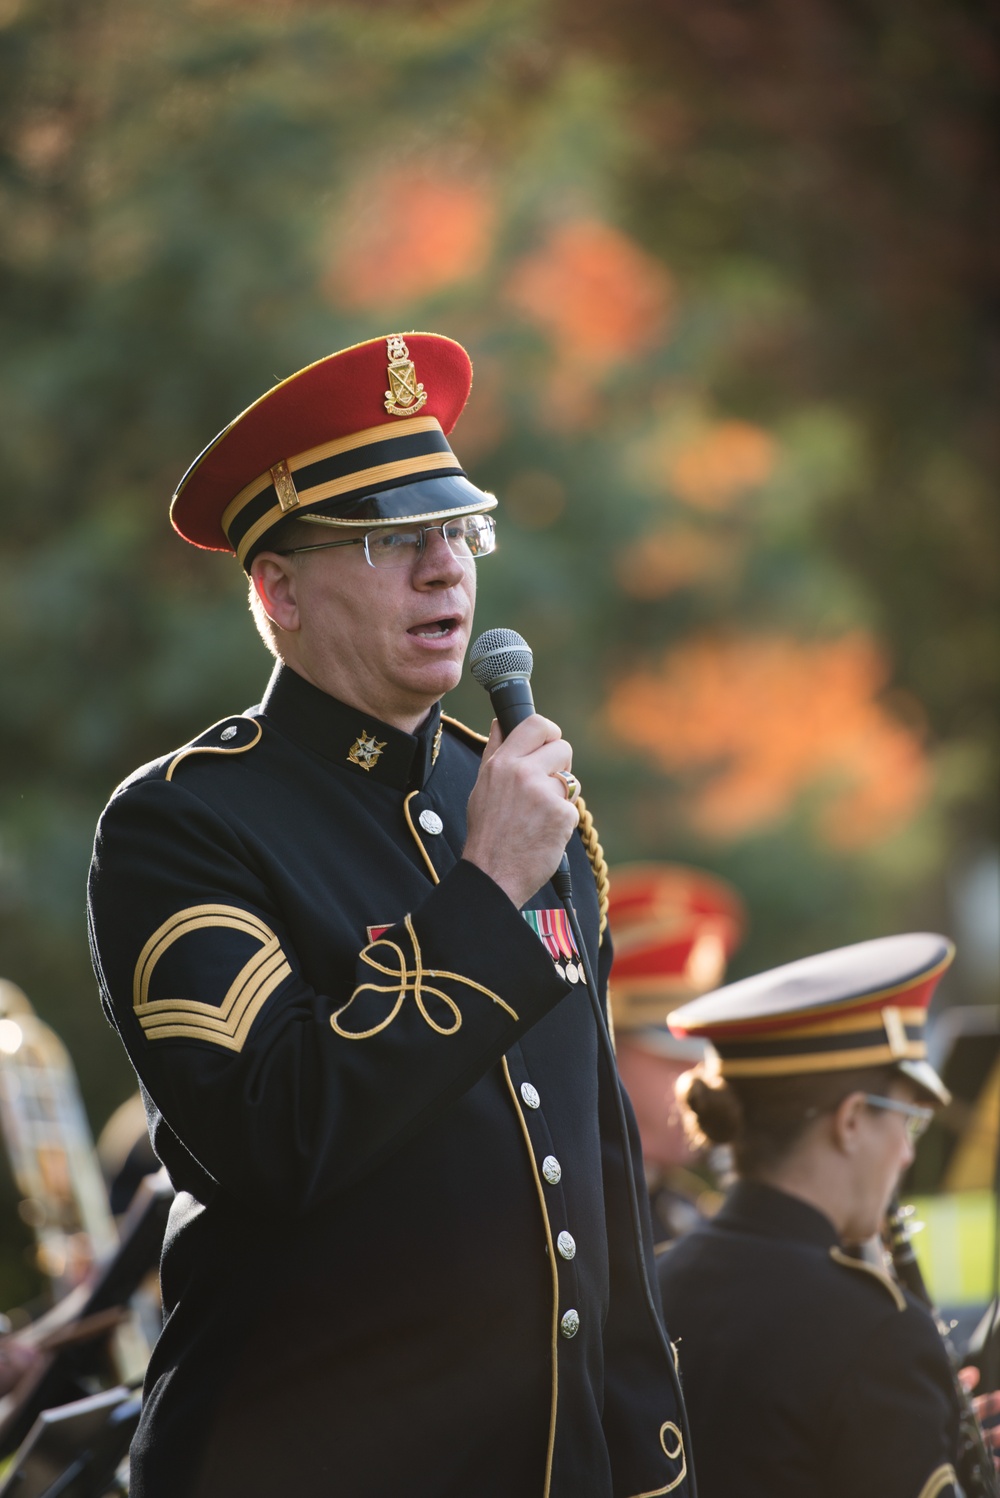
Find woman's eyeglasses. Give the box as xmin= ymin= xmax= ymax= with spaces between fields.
xmin=861 ymin=1094 xmax=934 ymax=1143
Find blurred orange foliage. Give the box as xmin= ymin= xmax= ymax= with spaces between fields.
xmin=605 ymin=632 xmax=929 ymax=847
xmin=323 ymin=169 xmax=496 ymax=309
xmin=614 ymin=526 xmax=735 ymax=598
xmin=505 ymin=219 xmax=673 ymax=425
xmin=660 ymin=420 xmax=777 ymax=510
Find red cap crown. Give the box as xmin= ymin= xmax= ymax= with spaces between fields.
xmin=170 ymin=333 xmax=478 ymax=566
xmin=609 ymin=863 xmax=746 ymax=1032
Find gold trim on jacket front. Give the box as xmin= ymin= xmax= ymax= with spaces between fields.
xmin=916 ymin=1463 xmax=957 ymax=1498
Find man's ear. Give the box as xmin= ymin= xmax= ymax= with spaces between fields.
xmin=250 ymin=552 xmax=301 ymax=634
xmin=830 ymin=1091 xmax=867 ymax=1156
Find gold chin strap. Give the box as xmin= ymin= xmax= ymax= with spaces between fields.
xmin=575 ymin=795 xmax=609 ymax=945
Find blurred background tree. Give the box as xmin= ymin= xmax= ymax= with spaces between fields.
xmin=0 ymin=0 xmax=996 ymax=1303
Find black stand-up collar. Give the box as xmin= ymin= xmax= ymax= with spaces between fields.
xmin=715 ymin=1180 xmax=840 ymax=1251
xmin=258 ymin=663 xmax=442 ymax=792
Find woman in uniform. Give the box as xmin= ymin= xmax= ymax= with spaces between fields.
xmin=657 ymin=932 xmax=968 ymax=1498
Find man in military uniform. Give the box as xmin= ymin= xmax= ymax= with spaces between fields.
xmin=87 ymin=334 xmax=691 ymax=1497
xmin=608 ymin=862 xmax=744 ymax=1245
xmin=657 ymin=934 xmax=968 ymax=1498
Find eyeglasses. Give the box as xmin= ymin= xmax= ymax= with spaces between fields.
xmin=861 ymin=1094 xmax=934 ymax=1143
xmin=276 ymin=514 xmax=497 ymax=570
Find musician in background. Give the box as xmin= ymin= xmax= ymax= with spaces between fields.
xmin=657 ymin=933 xmax=969 ymax=1498
xmin=607 ymin=862 xmax=744 ymax=1244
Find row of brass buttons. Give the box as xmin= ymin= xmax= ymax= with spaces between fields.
xmin=521 ymin=1081 xmax=580 ymax=1340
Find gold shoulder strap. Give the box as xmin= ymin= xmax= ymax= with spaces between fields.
xmin=440 ymin=713 xmax=488 ymax=746
xmin=165 ymin=717 xmax=262 ymax=782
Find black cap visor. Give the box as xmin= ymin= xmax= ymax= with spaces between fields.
xmin=301 ymin=473 xmax=496 ymax=529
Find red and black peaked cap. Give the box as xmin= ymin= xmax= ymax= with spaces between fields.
xmin=668 ymin=932 xmax=954 ymax=1106
xmin=170 ymin=332 xmax=495 ymax=571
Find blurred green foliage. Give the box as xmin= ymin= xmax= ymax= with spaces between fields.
xmin=0 ymin=0 xmax=996 ymax=1303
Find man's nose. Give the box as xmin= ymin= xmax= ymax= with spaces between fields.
xmin=414 ymin=526 xmax=465 ymax=583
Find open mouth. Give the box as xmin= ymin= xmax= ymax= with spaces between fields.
xmin=408 ymin=617 xmax=458 ymax=639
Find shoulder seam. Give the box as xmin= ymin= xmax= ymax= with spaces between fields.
xmin=165 ymin=717 xmax=263 ymax=782
xmin=829 ymin=1246 xmax=907 ymax=1311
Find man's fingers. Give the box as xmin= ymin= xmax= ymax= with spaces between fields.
xmin=496 ymin=714 xmax=564 ymax=755
xmin=482 ymin=718 xmax=505 ymax=761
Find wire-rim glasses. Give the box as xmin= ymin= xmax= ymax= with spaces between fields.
xmin=861 ymin=1094 xmax=934 ymax=1143
xmin=276 ymin=514 xmax=497 ymax=570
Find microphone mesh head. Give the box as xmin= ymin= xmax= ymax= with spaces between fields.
xmin=469 ymin=628 xmax=533 ymax=689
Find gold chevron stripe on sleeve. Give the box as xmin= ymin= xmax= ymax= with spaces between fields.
xmin=133 ymin=904 xmax=290 ymax=1052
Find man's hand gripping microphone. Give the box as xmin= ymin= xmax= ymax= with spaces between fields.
xmin=469 ymin=628 xmax=573 ymax=902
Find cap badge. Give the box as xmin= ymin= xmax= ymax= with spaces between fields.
xmin=384 ymin=334 xmax=427 ymax=418
xmin=347 ymin=731 xmax=387 ymax=772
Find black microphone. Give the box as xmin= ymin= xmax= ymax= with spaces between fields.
xmin=468 ymin=628 xmax=536 ymax=736
xmin=469 ymin=627 xmax=572 ymax=897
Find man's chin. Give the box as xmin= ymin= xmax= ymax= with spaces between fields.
xmin=404 ymin=659 xmax=464 ymax=707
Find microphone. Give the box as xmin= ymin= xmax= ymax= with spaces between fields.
xmin=468 ymin=628 xmax=536 ymax=736
xmin=469 ymin=627 xmax=572 ymax=897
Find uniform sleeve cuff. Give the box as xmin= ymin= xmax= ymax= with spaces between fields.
xmin=407 ymin=858 xmax=570 ymax=1027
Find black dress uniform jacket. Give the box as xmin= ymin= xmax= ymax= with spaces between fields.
xmin=657 ymin=1180 xmax=960 ymax=1498
xmin=88 ymin=664 xmax=691 ymax=1498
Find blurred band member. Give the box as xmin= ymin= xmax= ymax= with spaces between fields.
xmin=87 ymin=334 xmax=692 ymax=1498
xmin=658 ymin=934 xmax=964 ymax=1498
xmin=608 ymin=863 xmax=744 ymax=1244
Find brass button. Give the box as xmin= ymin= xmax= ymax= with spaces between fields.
xmin=560 ymin=1309 xmax=580 ymax=1339
xmin=542 ymin=1155 xmax=562 ymax=1185
xmin=520 ymin=1083 xmax=540 ymax=1109
xmin=557 ymin=1230 xmax=576 ymax=1260
xmin=418 ymin=809 xmax=443 ymax=835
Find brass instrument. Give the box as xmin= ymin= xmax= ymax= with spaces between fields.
xmin=885 ymin=1196 xmax=999 ymax=1498
xmin=0 ymin=980 xmax=153 ymax=1386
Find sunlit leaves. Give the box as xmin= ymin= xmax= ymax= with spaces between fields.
xmin=606 ymin=633 xmax=930 ymax=847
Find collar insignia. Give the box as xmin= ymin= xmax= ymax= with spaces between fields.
xmin=384 ymin=334 xmax=427 ymax=418
xmin=347 ymin=731 xmax=387 ymax=771
xmin=431 ymin=723 xmax=443 ymax=765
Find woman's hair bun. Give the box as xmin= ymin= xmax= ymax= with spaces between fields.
xmin=677 ymin=1066 xmax=743 ymax=1146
